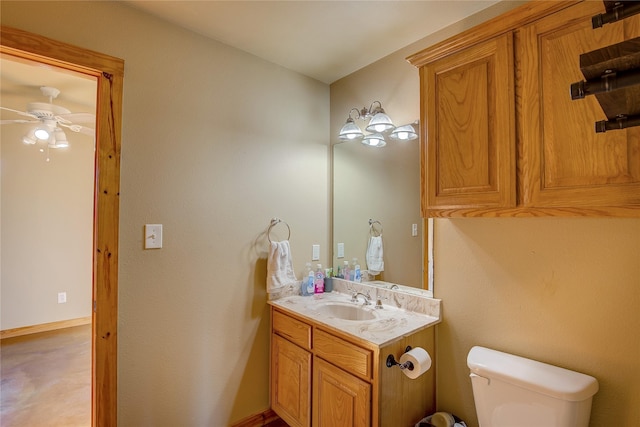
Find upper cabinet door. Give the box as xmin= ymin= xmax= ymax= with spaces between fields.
xmin=519 ymin=2 xmax=640 ymax=208
xmin=422 ymin=32 xmax=516 ymax=214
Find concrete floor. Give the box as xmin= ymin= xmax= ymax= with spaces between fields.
xmin=0 ymin=324 xmax=91 ymax=427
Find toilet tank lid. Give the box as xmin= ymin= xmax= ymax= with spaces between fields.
xmin=467 ymin=346 xmax=599 ymax=402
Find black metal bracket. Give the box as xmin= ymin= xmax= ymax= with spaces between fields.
xmin=595 ymin=114 xmax=640 ymax=133
xmin=571 ymin=68 xmax=640 ymax=100
xmin=386 ymin=346 xmax=414 ymax=370
xmin=592 ymin=1 xmax=640 ymax=28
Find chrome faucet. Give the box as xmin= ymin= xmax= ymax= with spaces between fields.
xmin=351 ymin=291 xmax=371 ymax=305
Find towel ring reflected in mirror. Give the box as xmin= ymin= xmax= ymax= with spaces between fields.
xmin=369 ymin=219 xmax=383 ymax=237
xmin=268 ymin=218 xmax=291 ymax=243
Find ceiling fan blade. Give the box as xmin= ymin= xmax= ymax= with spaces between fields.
xmin=59 ymin=122 xmax=95 ymax=136
xmin=77 ymin=126 xmax=96 ymax=136
xmin=56 ymin=112 xmax=95 ymax=124
xmin=0 ymin=119 xmax=39 ymax=124
xmin=0 ymin=106 xmax=38 ymax=118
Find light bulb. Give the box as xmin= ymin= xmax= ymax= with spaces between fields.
xmin=34 ymin=127 xmax=50 ymax=140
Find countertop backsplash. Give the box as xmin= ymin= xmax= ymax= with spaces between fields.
xmin=268 ymin=277 xmax=440 ymax=320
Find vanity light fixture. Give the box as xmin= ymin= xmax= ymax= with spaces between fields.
xmin=338 ymin=101 xmax=417 ymax=147
xmin=339 ymin=101 xmax=394 ymax=142
xmin=362 ymin=133 xmax=387 ymax=147
xmin=389 ymin=122 xmax=418 ymax=141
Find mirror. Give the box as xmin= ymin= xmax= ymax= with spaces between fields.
xmin=332 ymin=124 xmax=428 ymax=292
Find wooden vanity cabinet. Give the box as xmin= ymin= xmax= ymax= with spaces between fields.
xmin=271 ymin=312 xmax=312 ymax=427
xmin=410 ymin=0 xmax=640 ymax=217
xmin=270 ymin=307 xmax=435 ymax=427
xmin=313 ymin=357 xmax=371 ymax=427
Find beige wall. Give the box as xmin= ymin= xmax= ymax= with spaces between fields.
xmin=4 ymin=1 xmax=639 ymax=426
xmin=1 ymin=88 xmax=95 ymax=330
xmin=330 ymin=2 xmax=640 ymax=427
xmin=435 ymin=218 xmax=640 ymax=427
xmin=2 ymin=1 xmax=329 ymax=425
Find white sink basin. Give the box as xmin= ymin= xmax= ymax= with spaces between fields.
xmin=316 ymin=302 xmax=377 ymax=321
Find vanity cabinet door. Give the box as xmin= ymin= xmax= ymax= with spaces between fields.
xmin=519 ymin=2 xmax=640 ymax=209
xmin=312 ymin=357 xmax=371 ymax=427
xmin=422 ymin=32 xmax=516 ymax=213
xmin=271 ymin=334 xmax=311 ymax=427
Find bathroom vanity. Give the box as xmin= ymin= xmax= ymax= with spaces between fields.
xmin=268 ymin=279 xmax=440 ymax=427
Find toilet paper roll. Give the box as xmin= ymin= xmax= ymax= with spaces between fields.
xmin=399 ymin=347 xmax=431 ymax=379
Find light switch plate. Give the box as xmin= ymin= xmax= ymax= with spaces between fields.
xmin=412 ymin=224 xmax=418 ymax=237
xmin=145 ymin=224 xmax=163 ymax=249
xmin=312 ymin=244 xmax=320 ymax=261
xmin=337 ymin=242 xmax=345 ymax=258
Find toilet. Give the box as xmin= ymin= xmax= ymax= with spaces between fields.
xmin=467 ymin=346 xmax=599 ymax=427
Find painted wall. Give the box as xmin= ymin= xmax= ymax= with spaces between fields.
xmin=1 ymin=1 xmax=329 ymax=425
xmin=1 ymin=89 xmax=95 ymax=330
xmin=330 ymin=2 xmax=640 ymax=427
xmin=4 ymin=1 xmax=639 ymax=426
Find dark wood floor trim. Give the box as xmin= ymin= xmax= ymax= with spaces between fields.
xmin=0 ymin=316 xmax=92 ymax=340
xmin=231 ymin=408 xmax=282 ymax=427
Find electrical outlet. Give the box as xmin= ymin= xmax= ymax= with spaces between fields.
xmin=337 ymin=242 xmax=345 ymax=258
xmin=312 ymin=244 xmax=320 ymax=261
xmin=412 ymin=223 xmax=418 ymax=237
xmin=58 ymin=292 xmax=67 ymax=304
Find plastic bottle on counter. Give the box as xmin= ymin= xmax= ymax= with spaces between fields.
xmin=314 ymin=264 xmax=325 ymax=294
xmin=342 ymin=260 xmax=350 ymax=282
xmin=354 ymin=264 xmax=362 ymax=283
xmin=350 ymin=258 xmax=358 ymax=280
xmin=301 ymin=262 xmax=312 ymax=296
xmin=306 ymin=268 xmax=315 ymax=296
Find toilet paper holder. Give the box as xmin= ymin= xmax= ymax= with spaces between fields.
xmin=386 ymin=346 xmax=414 ymax=371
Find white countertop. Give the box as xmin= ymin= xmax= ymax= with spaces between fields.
xmin=268 ymin=290 xmax=441 ymax=347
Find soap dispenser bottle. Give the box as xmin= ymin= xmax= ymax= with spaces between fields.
xmin=306 ymin=269 xmax=315 ymax=296
xmin=301 ymin=262 xmax=312 ymax=296
xmin=314 ymin=264 xmax=325 ymax=294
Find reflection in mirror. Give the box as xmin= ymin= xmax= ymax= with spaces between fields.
xmin=332 ymin=122 xmax=428 ymax=292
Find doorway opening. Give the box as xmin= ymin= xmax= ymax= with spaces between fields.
xmin=1 ymin=26 xmax=124 ymax=426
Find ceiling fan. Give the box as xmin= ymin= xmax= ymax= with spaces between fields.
xmin=0 ymin=86 xmax=95 ymax=149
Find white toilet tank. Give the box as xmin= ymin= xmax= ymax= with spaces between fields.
xmin=467 ymin=346 xmax=598 ymax=427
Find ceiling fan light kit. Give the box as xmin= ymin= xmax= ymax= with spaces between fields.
xmin=1 ymin=86 xmax=96 ymax=160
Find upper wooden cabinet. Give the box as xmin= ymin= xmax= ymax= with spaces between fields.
xmin=519 ymin=1 xmax=640 ymax=209
xmin=422 ymin=33 xmax=515 ymax=211
xmin=409 ymin=1 xmax=640 ymax=217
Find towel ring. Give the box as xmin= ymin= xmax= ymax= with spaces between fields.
xmin=369 ymin=219 xmax=383 ymax=237
xmin=268 ymin=218 xmax=291 ymax=243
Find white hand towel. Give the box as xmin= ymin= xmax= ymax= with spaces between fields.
xmin=267 ymin=240 xmax=297 ymax=293
xmin=366 ymin=235 xmax=384 ymax=276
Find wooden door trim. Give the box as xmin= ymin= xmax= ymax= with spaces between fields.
xmin=1 ymin=25 xmax=123 ymax=427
